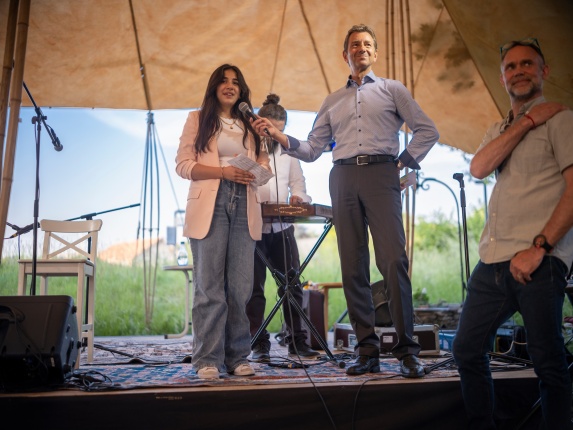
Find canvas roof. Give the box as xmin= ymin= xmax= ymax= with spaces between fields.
xmin=1 ymin=0 xmax=571 ymax=155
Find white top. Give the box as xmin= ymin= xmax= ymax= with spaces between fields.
xmin=218 ymin=119 xmax=247 ymax=166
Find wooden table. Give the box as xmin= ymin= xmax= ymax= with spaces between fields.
xmin=163 ymin=265 xmax=193 ymax=339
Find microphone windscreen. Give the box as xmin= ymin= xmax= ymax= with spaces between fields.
xmin=238 ymin=102 xmax=253 ymax=118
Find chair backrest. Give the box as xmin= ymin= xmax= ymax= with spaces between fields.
xmin=40 ymin=219 xmax=103 ymax=261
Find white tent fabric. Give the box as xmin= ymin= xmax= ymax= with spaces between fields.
xmin=1 ymin=0 xmax=572 ymax=258
xmin=1 ymin=0 xmax=571 ymax=154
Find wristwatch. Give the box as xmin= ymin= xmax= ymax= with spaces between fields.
xmin=533 ymin=234 xmax=553 ymax=253
xmin=396 ymin=160 xmax=405 ymax=170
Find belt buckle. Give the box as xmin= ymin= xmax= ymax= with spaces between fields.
xmin=356 ymin=155 xmax=369 ymax=165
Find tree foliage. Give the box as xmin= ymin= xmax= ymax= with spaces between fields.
xmin=414 ymin=212 xmax=459 ymax=251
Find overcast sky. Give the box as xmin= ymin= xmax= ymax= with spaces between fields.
xmin=3 ymin=107 xmax=491 ymax=257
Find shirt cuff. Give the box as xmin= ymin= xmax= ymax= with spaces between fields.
xmin=285 ymin=135 xmax=300 ymax=150
xmin=398 ymin=150 xmax=421 ymax=170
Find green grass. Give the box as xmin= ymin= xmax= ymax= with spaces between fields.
xmin=0 ymin=234 xmax=473 ymax=336
xmin=2 ymin=214 xmax=571 ymax=337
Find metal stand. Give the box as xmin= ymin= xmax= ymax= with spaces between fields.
xmin=251 ymin=220 xmax=344 ymax=368
xmin=422 ymin=173 xmax=472 ymax=374
xmin=417 ymin=174 xmax=465 ymax=303
xmin=453 ymin=173 xmax=471 ymax=302
xmin=22 ymin=82 xmax=63 ymax=295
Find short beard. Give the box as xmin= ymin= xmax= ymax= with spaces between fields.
xmin=508 ymin=81 xmax=541 ymax=103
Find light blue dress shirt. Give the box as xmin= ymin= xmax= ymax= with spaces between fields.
xmin=284 ymin=71 xmax=439 ymax=169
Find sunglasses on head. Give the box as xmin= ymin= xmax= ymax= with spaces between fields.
xmin=499 ymin=37 xmax=543 ymax=60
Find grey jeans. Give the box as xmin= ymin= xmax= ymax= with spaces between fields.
xmin=190 ymin=180 xmax=255 ymax=373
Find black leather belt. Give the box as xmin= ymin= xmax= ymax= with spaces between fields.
xmin=333 ymin=155 xmax=396 ymax=165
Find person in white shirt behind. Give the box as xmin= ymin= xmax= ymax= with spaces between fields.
xmin=247 ymin=94 xmax=321 ymax=361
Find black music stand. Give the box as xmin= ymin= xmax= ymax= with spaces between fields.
xmin=251 ymin=215 xmax=344 ymax=367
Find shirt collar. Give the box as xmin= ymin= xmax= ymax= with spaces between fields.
xmin=346 ymin=70 xmax=377 ymax=88
xmin=500 ymin=96 xmax=546 ymax=132
xmin=497 ymin=96 xmax=547 ymax=174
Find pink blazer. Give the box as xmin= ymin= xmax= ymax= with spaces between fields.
xmin=175 ymin=110 xmax=270 ymax=240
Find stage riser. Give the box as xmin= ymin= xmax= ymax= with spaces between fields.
xmin=0 ymin=377 xmax=541 ymax=430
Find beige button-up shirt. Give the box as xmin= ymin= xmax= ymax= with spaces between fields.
xmin=477 ymin=97 xmax=573 ymax=270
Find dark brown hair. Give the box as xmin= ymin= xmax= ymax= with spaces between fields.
xmin=343 ymin=24 xmax=378 ymax=52
xmin=194 ymin=64 xmax=261 ymax=156
xmin=258 ymin=93 xmax=287 ymax=123
xmin=258 ymin=93 xmax=287 ymax=152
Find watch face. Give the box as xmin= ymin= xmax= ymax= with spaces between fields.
xmin=533 ymin=234 xmax=553 ymax=253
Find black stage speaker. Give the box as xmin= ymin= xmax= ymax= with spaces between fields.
xmin=301 ymin=289 xmax=326 ymax=350
xmin=277 ymin=289 xmax=326 ymax=350
xmin=0 ymin=295 xmax=80 ymax=390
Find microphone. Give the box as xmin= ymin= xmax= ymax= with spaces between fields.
xmin=46 ymin=124 xmax=63 ymax=151
xmin=239 ymin=102 xmax=269 ymax=135
xmin=6 ymin=221 xmax=21 ymax=230
xmin=52 ymin=136 xmax=63 ymax=152
xmin=8 ymin=222 xmax=39 ymax=239
xmin=453 ymin=172 xmax=466 ymax=207
xmin=453 ymin=173 xmax=464 ymax=187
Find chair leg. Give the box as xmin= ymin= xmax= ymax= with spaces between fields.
xmin=76 ymin=267 xmax=95 ymax=365
xmin=17 ymin=264 xmax=26 ymax=295
xmin=76 ymin=272 xmax=86 ymax=368
xmin=86 ymin=272 xmax=95 ymax=364
xmin=40 ymin=276 xmax=48 ymax=295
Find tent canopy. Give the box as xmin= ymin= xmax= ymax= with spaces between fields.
xmin=1 ymin=0 xmax=572 ymax=154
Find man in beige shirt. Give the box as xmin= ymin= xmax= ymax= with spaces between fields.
xmin=452 ymin=38 xmax=573 ymax=429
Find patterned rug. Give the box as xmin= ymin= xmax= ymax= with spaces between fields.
xmin=67 ymin=337 xmax=461 ymax=392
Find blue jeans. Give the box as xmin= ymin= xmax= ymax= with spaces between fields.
xmin=452 ymin=257 xmax=571 ymax=430
xmin=190 ymin=180 xmax=255 ymax=373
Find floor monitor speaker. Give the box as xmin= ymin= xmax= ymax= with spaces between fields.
xmin=0 ymin=295 xmax=80 ymax=390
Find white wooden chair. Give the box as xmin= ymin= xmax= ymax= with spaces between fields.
xmin=17 ymin=219 xmax=103 ymax=365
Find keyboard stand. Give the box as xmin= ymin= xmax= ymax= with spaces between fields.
xmin=251 ymin=219 xmax=344 ymax=368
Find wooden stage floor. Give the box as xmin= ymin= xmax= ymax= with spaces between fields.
xmin=0 ymin=334 xmax=545 ymax=430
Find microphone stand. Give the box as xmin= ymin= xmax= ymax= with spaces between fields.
xmin=7 ymin=203 xmax=140 ymax=239
xmin=22 ymin=82 xmax=64 ymax=295
xmin=67 ymin=203 xmax=141 ymax=222
xmin=66 ymin=203 xmax=140 ymax=330
xmin=423 ymin=173 xmax=472 ymax=376
xmin=453 ymin=173 xmax=471 ymax=302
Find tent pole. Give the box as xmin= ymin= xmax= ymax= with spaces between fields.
xmin=0 ymin=0 xmax=19 ymax=185
xmin=0 ymin=0 xmax=30 ymax=262
xmin=398 ymin=0 xmax=412 ymax=266
xmin=404 ymin=0 xmax=417 ymax=276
